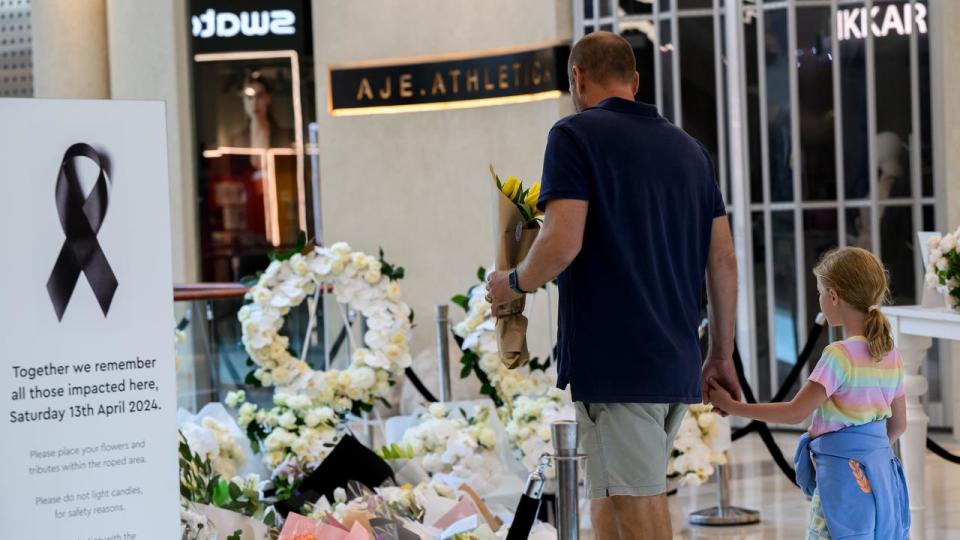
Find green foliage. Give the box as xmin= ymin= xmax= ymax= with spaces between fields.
xmin=451 ymin=294 xmax=470 ymax=311
xmin=379 ymin=247 xmax=406 ymax=281
xmin=528 ymin=356 xmax=551 ymax=372
xmin=933 ymin=249 xmax=960 ymax=301
xmin=457 ymin=349 xmax=503 ymax=407
xmin=273 ymin=476 xmax=295 ymax=502
xmin=179 ymin=432 xmax=270 ymax=519
xmin=377 ymin=443 xmax=415 ymax=461
xmin=268 ymin=231 xmax=312 ymax=262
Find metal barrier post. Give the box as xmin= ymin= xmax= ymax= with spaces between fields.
xmin=435 ymin=304 xmax=451 ymax=402
xmin=690 ymin=457 xmax=760 ymax=526
xmin=828 ymin=322 xmax=843 ymax=343
xmin=551 ymin=421 xmax=582 ymax=540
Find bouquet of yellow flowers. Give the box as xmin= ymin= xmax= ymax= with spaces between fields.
xmin=495 ymin=172 xmax=544 ymax=225
xmin=489 ymin=165 xmax=541 ymax=369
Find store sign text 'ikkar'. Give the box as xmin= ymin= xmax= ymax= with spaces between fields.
xmin=191 ymin=8 xmax=295 ymax=39
xmin=329 ymin=44 xmax=570 ymax=116
xmin=837 ymin=3 xmax=927 ymax=41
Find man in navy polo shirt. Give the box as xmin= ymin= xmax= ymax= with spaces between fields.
xmin=487 ymin=32 xmax=740 ymax=539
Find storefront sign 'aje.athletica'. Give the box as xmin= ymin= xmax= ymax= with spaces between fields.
xmin=329 ymin=43 xmax=570 ymax=115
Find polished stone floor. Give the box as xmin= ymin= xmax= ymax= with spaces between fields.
xmin=581 ymin=432 xmax=960 ymax=539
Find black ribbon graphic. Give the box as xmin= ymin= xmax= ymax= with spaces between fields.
xmin=46 ymin=143 xmax=118 ymax=321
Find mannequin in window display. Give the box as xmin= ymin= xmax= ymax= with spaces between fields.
xmin=852 ymin=132 xmax=908 ymax=249
xmin=228 ymin=71 xmax=294 ymax=161
xmin=206 ymin=72 xmax=297 ymax=281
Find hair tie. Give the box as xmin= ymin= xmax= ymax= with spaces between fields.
xmin=868 ymin=305 xmax=880 ymax=312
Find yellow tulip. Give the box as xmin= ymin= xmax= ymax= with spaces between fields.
xmin=523 ymin=182 xmax=541 ymax=210
xmin=501 ymin=176 xmax=522 ymax=201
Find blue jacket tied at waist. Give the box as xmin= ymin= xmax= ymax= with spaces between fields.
xmin=794 ymin=421 xmax=910 ymax=539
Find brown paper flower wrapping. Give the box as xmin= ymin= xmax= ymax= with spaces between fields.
xmin=491 ymin=167 xmax=540 ymax=370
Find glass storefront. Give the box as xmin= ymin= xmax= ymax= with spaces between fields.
xmin=576 ymin=0 xmax=937 ymax=401
xmin=189 ymin=0 xmax=317 ymax=283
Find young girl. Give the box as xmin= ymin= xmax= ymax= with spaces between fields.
xmin=708 ymin=247 xmax=909 ymax=540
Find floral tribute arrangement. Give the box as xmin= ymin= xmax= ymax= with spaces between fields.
xmin=179 ymin=433 xmax=279 ymax=539
xmin=924 ymin=229 xmax=960 ymax=310
xmin=178 ymin=241 xmax=421 ymax=537
xmin=181 ymin=414 xmax=249 ymax=480
xmin=397 ymin=403 xmax=503 ymax=494
xmin=450 ymin=270 xmax=574 ymax=475
xmin=668 ymin=404 xmax=728 ymax=487
xmin=451 ymin=269 xmax=726 ymax=487
xmin=230 ymin=242 xmax=414 ymax=484
xmin=451 ymin=268 xmax=554 ymax=405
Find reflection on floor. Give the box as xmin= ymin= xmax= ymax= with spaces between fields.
xmin=581 ymin=432 xmax=960 ymax=539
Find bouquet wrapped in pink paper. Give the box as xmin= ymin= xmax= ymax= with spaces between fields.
xmin=489 ymin=165 xmax=542 ymax=369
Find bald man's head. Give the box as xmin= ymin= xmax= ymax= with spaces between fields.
xmin=568 ymin=31 xmax=637 ymax=86
xmin=567 ymin=31 xmax=639 ymax=111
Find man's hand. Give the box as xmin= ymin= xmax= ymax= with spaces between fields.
xmin=701 ymin=356 xmax=741 ymax=416
xmin=485 ymin=270 xmax=521 ymax=316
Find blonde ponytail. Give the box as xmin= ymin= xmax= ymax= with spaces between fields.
xmin=814 ymin=247 xmax=895 ymax=361
xmin=863 ymin=307 xmax=894 ymax=360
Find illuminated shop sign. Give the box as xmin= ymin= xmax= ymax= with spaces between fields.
xmin=837 ymin=3 xmax=927 ymax=41
xmin=328 ymin=44 xmax=570 ymax=116
xmin=192 ymin=9 xmax=296 ymax=39
xmin=189 ymin=0 xmax=311 ymax=54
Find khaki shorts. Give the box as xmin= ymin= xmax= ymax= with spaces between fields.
xmin=576 ymin=402 xmax=687 ymax=499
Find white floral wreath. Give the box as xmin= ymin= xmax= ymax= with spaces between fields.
xmin=239 ymin=242 xmax=413 ymax=414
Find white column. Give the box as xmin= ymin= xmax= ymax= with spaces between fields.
xmin=105 ymin=0 xmax=198 ymax=283
xmin=890 ymin=315 xmax=933 ymax=540
xmin=930 ymin=0 xmax=960 ymax=439
xmin=30 ymin=0 xmax=109 ymax=98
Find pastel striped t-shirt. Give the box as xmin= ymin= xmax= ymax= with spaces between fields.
xmin=808 ymin=336 xmax=904 ymax=438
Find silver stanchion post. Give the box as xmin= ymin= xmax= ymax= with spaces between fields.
xmin=689 ymin=456 xmax=760 ymax=526
xmin=551 ymin=421 xmax=584 ymax=540
xmin=435 ymin=304 xmax=451 ymax=402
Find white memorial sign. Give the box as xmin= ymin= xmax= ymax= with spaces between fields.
xmin=0 ymin=99 xmax=177 ymax=539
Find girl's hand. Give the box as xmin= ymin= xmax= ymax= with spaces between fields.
xmin=708 ymin=378 xmax=738 ymax=414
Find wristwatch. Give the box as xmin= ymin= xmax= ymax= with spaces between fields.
xmin=509 ymin=268 xmax=529 ymax=295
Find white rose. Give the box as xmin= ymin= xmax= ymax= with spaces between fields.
xmin=697 ymin=412 xmax=717 ymax=429
xmin=927 ymin=235 xmax=942 ymax=250
xmin=942 ymin=234 xmax=957 ymax=251
xmin=182 ymin=423 xmax=218 ymax=458
xmin=479 ymin=428 xmax=497 ymax=448
xmin=287 ymin=394 xmax=311 ymax=412
xmin=926 ymin=272 xmax=941 ymax=288
xmin=478 ymin=353 xmax=501 ymax=374
xmin=224 ymin=390 xmax=246 ymax=409
xmin=428 ymin=403 xmax=447 ymax=418
xmin=930 ymin=248 xmax=943 ymax=262
xmin=937 ymin=258 xmax=949 ymax=271
xmin=351 ymin=366 xmax=376 ymax=390
xmin=278 ymin=411 xmax=297 ymax=429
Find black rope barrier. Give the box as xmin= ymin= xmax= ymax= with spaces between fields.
xmin=405 ymin=367 xmax=439 ymax=403
xmin=731 ymin=344 xmax=799 ymax=485
xmin=731 ymin=321 xmax=825 ymax=442
xmin=927 ymin=437 xmax=960 ymax=464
